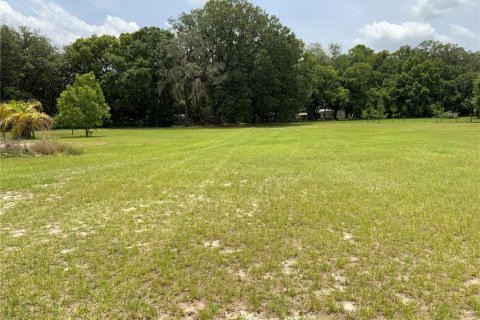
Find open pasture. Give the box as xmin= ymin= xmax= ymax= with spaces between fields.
xmin=1 ymin=121 xmax=479 ymax=319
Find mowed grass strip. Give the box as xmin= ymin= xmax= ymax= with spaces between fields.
xmin=1 ymin=121 xmax=479 ymax=319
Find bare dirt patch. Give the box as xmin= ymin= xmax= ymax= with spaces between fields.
xmin=220 ymin=246 xmax=241 ymax=254
xmin=343 ymin=232 xmax=354 ymax=242
xmin=0 ymin=191 xmax=33 ymax=215
xmin=204 ymin=240 xmax=221 ymax=249
xmin=11 ymin=229 xmax=27 ymax=238
xmin=46 ymin=223 xmax=64 ymax=235
xmin=396 ymin=293 xmax=414 ymax=305
xmin=282 ymin=258 xmax=297 ymax=275
xmin=126 ymin=242 xmax=149 ymax=249
xmin=341 ymin=301 xmax=358 ymax=312
xmin=227 ymin=267 xmax=249 ymax=280
xmin=60 ymin=248 xmax=76 ymax=254
xmin=315 ymin=288 xmax=335 ymax=296
xmin=331 ymin=272 xmax=347 ymax=291
xmin=461 ymin=310 xmax=477 ymax=320
xmin=349 ymin=256 xmax=359 ymax=263
xmin=178 ymin=300 xmax=205 ymax=318
xmin=464 ymin=277 xmax=480 ymax=287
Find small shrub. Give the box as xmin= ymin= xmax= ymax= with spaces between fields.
xmin=0 ymin=139 xmax=82 ymax=157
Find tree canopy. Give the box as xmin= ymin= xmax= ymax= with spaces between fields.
xmin=56 ymin=73 xmax=110 ymax=136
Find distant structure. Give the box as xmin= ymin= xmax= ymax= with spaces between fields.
xmin=318 ymin=109 xmax=345 ymax=120
xmin=297 ymin=112 xmax=308 ymax=120
xmin=296 ymin=109 xmax=346 ymax=121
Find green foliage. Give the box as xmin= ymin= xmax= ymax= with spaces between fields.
xmin=56 ymin=73 xmax=110 ymax=136
xmin=0 ymin=100 xmax=53 ymax=139
xmin=0 ymin=26 xmax=63 ymax=114
xmin=3 ymin=7 xmax=480 ymax=125
xmin=390 ymin=103 xmax=399 ymax=119
xmin=64 ymin=34 xmax=119 ymax=81
xmin=375 ymin=99 xmax=387 ymax=120
xmin=473 ymin=73 xmax=480 ymax=117
xmin=172 ymin=0 xmax=304 ymax=124
xmin=430 ymin=102 xmax=445 ymax=118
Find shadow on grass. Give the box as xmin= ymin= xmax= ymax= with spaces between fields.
xmin=57 ymin=135 xmax=106 ymax=139
xmin=106 ymin=122 xmax=315 ymax=131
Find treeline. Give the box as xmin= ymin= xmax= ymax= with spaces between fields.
xmin=1 ymin=0 xmax=480 ymax=126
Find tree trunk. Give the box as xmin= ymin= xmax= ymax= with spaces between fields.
xmin=333 ymin=106 xmax=339 ymax=120
xmin=185 ymin=102 xmax=190 ymax=127
xmin=213 ymin=99 xmax=221 ymax=125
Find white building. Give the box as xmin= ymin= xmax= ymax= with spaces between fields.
xmin=318 ymin=109 xmax=345 ymax=120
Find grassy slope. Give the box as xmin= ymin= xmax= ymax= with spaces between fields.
xmin=1 ymin=121 xmax=479 ymax=319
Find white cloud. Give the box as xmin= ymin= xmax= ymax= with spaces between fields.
xmin=186 ymin=0 xmax=207 ymax=6
xmin=410 ymin=0 xmax=472 ymax=18
xmin=450 ymin=23 xmax=476 ymax=39
xmin=0 ymin=0 xmax=139 ymax=46
xmin=354 ymin=21 xmax=452 ymax=49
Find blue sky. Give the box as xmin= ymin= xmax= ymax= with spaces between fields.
xmin=1 ymin=0 xmax=479 ymax=51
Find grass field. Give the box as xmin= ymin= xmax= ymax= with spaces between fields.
xmin=1 ymin=121 xmax=480 ymax=319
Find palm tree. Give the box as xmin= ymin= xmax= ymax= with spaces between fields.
xmin=0 ymin=100 xmax=53 ymax=139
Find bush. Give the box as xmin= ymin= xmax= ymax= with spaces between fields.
xmin=0 ymin=139 xmax=82 ymax=157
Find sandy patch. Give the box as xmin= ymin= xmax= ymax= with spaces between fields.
xmin=0 ymin=191 xmax=33 ymax=215
xmin=237 ymin=269 xmax=248 ymax=280
xmin=461 ymin=310 xmax=477 ymax=320
xmin=178 ymin=301 xmax=205 ymax=317
xmin=11 ymin=229 xmax=26 ymax=237
xmin=315 ymin=288 xmax=335 ymax=296
xmin=331 ymin=272 xmax=347 ymax=291
xmin=396 ymin=293 xmax=414 ymax=305
xmin=187 ymin=194 xmax=210 ymax=203
xmin=236 ymin=200 xmax=260 ymax=218
xmin=395 ymin=274 xmax=410 ymax=282
xmin=282 ymin=258 xmax=297 ymax=275
xmin=204 ymin=240 xmax=220 ymax=249
xmin=77 ymin=231 xmax=93 ymax=237
xmin=200 ymin=179 xmax=214 ymax=187
xmin=126 ymin=242 xmax=149 ymax=249
xmin=220 ymin=246 xmax=241 ymax=255
xmin=235 ymin=311 xmax=262 ymax=320
xmin=464 ymin=277 xmax=480 ymax=287
xmin=343 ymin=232 xmax=354 ymax=241
xmin=341 ymin=301 xmax=357 ymax=312
xmin=349 ymin=256 xmax=359 ymax=263
xmin=223 ymin=301 xmax=251 ymax=319
xmin=45 ymin=194 xmax=62 ymax=202
xmin=46 ymin=224 xmax=64 ymax=235
xmin=226 ymin=267 xmax=249 ymax=280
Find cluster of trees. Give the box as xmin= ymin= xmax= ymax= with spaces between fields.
xmin=1 ymin=0 xmax=480 ymax=128
xmin=301 ymin=42 xmax=480 ymax=120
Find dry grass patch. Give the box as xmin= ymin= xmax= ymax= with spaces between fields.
xmin=0 ymin=139 xmax=81 ymax=157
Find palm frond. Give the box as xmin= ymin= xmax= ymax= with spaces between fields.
xmin=0 ymin=100 xmax=52 ymax=139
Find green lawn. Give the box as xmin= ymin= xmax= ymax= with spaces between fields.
xmin=1 ymin=121 xmax=479 ymax=319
